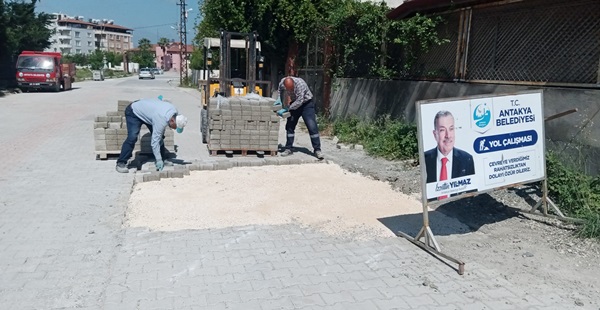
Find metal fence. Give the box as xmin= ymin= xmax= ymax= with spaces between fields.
xmin=407 ymin=0 xmax=600 ymax=87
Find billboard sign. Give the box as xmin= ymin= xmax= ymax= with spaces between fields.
xmin=417 ymin=91 xmax=545 ymax=201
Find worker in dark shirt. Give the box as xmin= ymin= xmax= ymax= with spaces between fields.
xmin=276 ymin=76 xmax=324 ymax=160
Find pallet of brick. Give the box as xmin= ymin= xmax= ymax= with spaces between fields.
xmin=93 ymin=113 xmax=139 ymax=160
xmin=117 ymin=100 xmax=130 ymax=115
xmin=207 ymin=95 xmax=280 ymax=156
xmin=94 ymin=99 xmax=177 ymax=160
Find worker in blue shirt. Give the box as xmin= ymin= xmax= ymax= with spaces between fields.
xmin=116 ymin=98 xmax=187 ymax=173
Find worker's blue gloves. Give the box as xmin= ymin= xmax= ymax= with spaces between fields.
xmin=277 ymin=108 xmax=288 ymax=117
xmin=156 ymin=160 xmax=164 ymax=171
xmin=274 ymin=97 xmax=282 ymax=106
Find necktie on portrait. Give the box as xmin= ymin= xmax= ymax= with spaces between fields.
xmin=439 ymin=157 xmax=448 ymax=200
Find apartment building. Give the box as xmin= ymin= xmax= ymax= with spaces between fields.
xmin=46 ymin=13 xmax=133 ymax=55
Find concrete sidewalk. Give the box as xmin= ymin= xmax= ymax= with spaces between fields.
xmin=0 ymin=78 xmax=581 ymax=309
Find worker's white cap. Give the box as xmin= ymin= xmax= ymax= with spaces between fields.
xmin=175 ymin=115 xmax=187 ymax=133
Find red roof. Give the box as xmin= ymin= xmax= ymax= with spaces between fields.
xmin=154 ymin=43 xmax=195 ymax=53
xmin=128 ymin=43 xmax=194 ymax=53
xmin=58 ymin=18 xmax=132 ymax=31
xmin=387 ymin=0 xmax=498 ymax=19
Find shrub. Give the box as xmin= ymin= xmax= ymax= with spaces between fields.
xmin=332 ymin=115 xmax=418 ymax=160
xmin=546 ymin=151 xmax=600 ymax=217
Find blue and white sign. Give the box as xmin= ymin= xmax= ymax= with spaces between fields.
xmin=470 ymin=98 xmax=493 ymax=134
xmin=417 ymin=91 xmax=545 ymax=201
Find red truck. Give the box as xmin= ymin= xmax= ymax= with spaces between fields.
xmin=15 ymin=51 xmax=76 ymax=92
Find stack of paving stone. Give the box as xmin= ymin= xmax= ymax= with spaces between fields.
xmin=93 ymin=100 xmax=174 ymax=159
xmin=208 ymin=95 xmax=280 ymax=155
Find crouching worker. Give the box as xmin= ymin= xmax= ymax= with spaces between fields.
xmin=116 ymin=98 xmax=187 ymax=173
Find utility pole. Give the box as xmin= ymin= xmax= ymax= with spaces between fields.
xmin=177 ymin=0 xmax=189 ymax=86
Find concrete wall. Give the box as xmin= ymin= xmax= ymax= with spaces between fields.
xmin=330 ymin=78 xmax=600 ymax=174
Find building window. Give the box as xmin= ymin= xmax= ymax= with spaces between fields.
xmin=75 ymin=31 xmax=80 ymax=38
xmin=76 ymin=40 xmax=81 ymax=47
xmin=109 ymin=42 xmax=114 ymax=48
xmin=117 ymin=43 xmax=121 ymax=49
xmin=76 ymin=49 xmax=81 ymax=53
xmin=123 ymin=37 xmax=129 ymax=43
xmin=87 ymin=33 xmax=92 ymax=38
xmin=88 ymin=41 xmax=93 ymax=47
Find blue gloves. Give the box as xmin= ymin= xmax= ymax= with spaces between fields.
xmin=274 ymin=97 xmax=282 ymax=106
xmin=156 ymin=160 xmax=164 ymax=171
xmin=277 ymin=108 xmax=288 ymax=117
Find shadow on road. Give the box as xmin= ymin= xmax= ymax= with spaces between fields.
xmin=378 ymin=193 xmax=525 ymax=237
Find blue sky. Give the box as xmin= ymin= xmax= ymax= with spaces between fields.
xmin=35 ymin=0 xmax=201 ymax=46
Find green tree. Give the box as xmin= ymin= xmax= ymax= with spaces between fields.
xmin=195 ymin=0 xmax=448 ymax=80
xmin=391 ymin=13 xmax=448 ymax=76
xmin=3 ymin=0 xmax=52 ymax=58
xmin=326 ymin=2 xmax=448 ymax=79
xmin=0 ymin=0 xmax=9 ymax=65
xmin=195 ymin=0 xmax=334 ymax=77
xmin=63 ymin=53 xmax=88 ymax=66
xmin=189 ymin=48 xmax=204 ymax=70
xmin=104 ymin=51 xmax=121 ymax=67
xmin=327 ymin=0 xmax=393 ymax=78
xmin=88 ymin=49 xmax=104 ymax=70
xmin=131 ymin=38 xmax=155 ymax=68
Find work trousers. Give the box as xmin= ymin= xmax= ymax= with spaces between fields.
xmin=285 ymin=99 xmax=321 ymax=152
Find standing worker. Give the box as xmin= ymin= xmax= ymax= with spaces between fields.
xmin=276 ymin=75 xmax=324 ymax=159
xmin=115 ymin=98 xmax=187 ymax=173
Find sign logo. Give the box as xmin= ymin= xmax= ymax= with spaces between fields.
xmin=473 ymin=103 xmax=491 ymax=128
xmin=471 ymin=102 xmax=492 ymax=134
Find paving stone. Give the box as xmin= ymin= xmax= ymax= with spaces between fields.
xmin=143 ymin=172 xmax=160 ymax=182
xmin=167 ymin=170 xmax=185 ymax=178
xmin=1 ymin=87 xmax=584 ymax=310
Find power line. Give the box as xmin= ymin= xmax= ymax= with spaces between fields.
xmin=177 ymin=0 xmax=189 ymax=85
xmin=132 ymin=23 xmax=177 ymax=30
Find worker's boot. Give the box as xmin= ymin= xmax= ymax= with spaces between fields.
xmin=280 ymin=149 xmax=293 ymax=157
xmin=315 ymin=150 xmax=324 ymax=160
xmin=115 ymin=162 xmax=129 ymax=173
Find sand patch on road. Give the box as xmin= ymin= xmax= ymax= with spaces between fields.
xmin=126 ymin=163 xmax=423 ymax=239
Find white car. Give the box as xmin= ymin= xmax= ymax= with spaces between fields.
xmin=138 ymin=68 xmax=155 ymax=79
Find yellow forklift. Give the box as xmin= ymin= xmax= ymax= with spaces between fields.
xmin=199 ymin=30 xmax=270 ymax=143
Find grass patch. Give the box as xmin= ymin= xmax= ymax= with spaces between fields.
xmin=75 ymin=68 xmax=93 ymax=81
